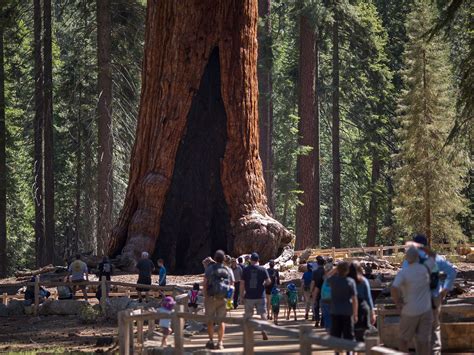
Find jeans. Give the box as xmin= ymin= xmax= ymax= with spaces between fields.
xmin=314 ymin=295 xmax=321 ymax=322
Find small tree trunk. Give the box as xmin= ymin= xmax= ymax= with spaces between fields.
xmin=96 ymin=0 xmax=113 ymax=256
xmin=108 ymin=0 xmax=292 ymax=272
xmin=83 ymin=120 xmax=95 ymax=253
xmin=0 ymin=26 xmax=6 ymax=277
xmin=74 ymin=88 xmax=83 ymax=253
xmin=331 ymin=12 xmax=341 ymax=248
xmin=33 ymin=0 xmax=44 ymax=267
xmin=258 ymin=0 xmax=274 ymax=213
xmin=367 ymin=152 xmax=380 ymax=246
xmin=296 ymin=14 xmax=317 ymax=250
xmin=43 ymin=0 xmax=55 ymax=264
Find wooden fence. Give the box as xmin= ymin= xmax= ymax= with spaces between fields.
xmin=118 ymin=306 xmax=405 ymax=355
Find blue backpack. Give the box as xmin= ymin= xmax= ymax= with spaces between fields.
xmin=321 ymin=279 xmax=331 ymax=301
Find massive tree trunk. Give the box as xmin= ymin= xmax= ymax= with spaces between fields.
xmin=33 ymin=0 xmax=44 ymax=267
xmin=295 ymin=14 xmax=317 ymax=250
xmin=366 ymin=151 xmax=380 ymax=246
xmin=108 ymin=0 xmax=293 ymax=273
xmin=258 ymin=0 xmax=274 ymax=213
xmin=331 ymin=12 xmax=341 ymax=248
xmin=43 ymin=0 xmax=55 ymax=264
xmin=0 ymin=26 xmax=6 ymax=277
xmin=96 ymin=0 xmax=113 ymax=256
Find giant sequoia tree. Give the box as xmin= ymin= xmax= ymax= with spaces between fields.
xmin=108 ymin=0 xmax=292 ymax=272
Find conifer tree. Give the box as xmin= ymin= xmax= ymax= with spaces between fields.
xmin=394 ymin=0 xmax=468 ymax=245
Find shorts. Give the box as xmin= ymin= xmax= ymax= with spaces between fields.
xmin=272 ymin=305 xmax=280 ymax=314
xmin=205 ymin=297 xmax=227 ymax=322
xmin=288 ymin=303 xmax=297 ymax=310
xmin=244 ymin=298 xmax=266 ymax=318
xmin=136 ymin=276 xmax=152 ymax=292
xmin=265 ymin=285 xmax=273 ymax=295
xmin=161 ymin=327 xmax=171 ymax=336
xmin=188 ymin=302 xmax=198 ymax=309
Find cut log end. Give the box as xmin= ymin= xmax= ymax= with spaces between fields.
xmin=232 ymin=211 xmax=294 ymax=262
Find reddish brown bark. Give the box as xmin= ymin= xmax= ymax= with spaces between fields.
xmin=96 ymin=0 xmax=113 ymax=256
xmin=108 ymin=0 xmax=292 ymax=270
xmin=296 ymin=14 xmax=317 ymax=250
xmin=258 ymin=0 xmax=274 ymax=213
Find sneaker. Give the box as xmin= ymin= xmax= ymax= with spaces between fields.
xmin=216 ymin=342 xmax=224 ymax=350
xmin=205 ymin=340 xmax=215 ymax=349
xmin=262 ymin=331 xmax=268 ymax=340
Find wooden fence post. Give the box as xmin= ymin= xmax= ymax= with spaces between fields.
xmin=137 ymin=319 xmax=144 ymax=345
xmin=118 ymin=311 xmax=130 ymax=355
xmin=364 ymin=329 xmax=380 ymax=355
xmin=100 ymin=276 xmax=107 ymax=313
xmin=2 ymin=292 xmax=8 ymax=305
xmin=129 ymin=317 xmax=134 ymax=353
xmin=148 ymin=319 xmax=155 ymax=339
xmin=299 ymin=325 xmax=313 ymax=355
xmin=243 ymin=319 xmax=255 ymax=355
xmin=33 ymin=276 xmax=39 ymax=316
xmin=331 ymin=247 xmax=336 ymax=260
xmin=380 ymin=245 xmax=384 ymax=258
xmin=173 ymin=304 xmax=184 ymax=354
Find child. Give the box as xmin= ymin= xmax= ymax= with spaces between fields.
xmin=157 ymin=259 xmax=167 ymax=286
xmin=158 ymin=296 xmax=175 ymax=347
xmin=301 ymin=263 xmax=313 ymax=320
xmin=286 ymin=283 xmax=298 ymax=321
xmin=270 ymin=287 xmax=282 ymax=325
xmin=187 ymin=283 xmax=200 ymax=313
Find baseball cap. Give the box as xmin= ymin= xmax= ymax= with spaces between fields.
xmin=250 ymin=252 xmax=259 ymax=261
xmin=413 ymin=234 xmax=428 ymax=246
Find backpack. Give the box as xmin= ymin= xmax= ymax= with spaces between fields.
xmin=268 ymin=269 xmax=277 ymax=285
xmin=271 ymin=293 xmax=280 ymax=307
xmin=207 ymin=264 xmax=232 ymax=298
xmin=287 ymin=290 xmax=298 ymax=306
xmin=302 ymin=271 xmax=312 ymax=290
xmin=420 ymin=256 xmax=439 ymax=290
xmin=102 ymin=262 xmax=111 ymax=274
xmin=321 ymin=279 xmax=331 ymax=301
xmin=189 ymin=290 xmax=198 ymax=304
xmin=57 ymin=286 xmax=73 ymax=300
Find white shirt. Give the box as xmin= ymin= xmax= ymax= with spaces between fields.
xmin=392 ymin=262 xmax=432 ymax=316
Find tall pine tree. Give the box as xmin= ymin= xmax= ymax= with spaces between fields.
xmin=394 ymin=0 xmax=468 ymax=245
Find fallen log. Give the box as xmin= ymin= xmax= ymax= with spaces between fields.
xmin=15 ymin=265 xmax=57 ymax=278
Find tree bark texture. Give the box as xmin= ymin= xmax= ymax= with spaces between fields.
xmin=96 ymin=0 xmax=113 ymax=256
xmin=0 ymin=27 xmax=6 ymax=277
xmin=33 ymin=0 xmax=44 ymax=267
xmin=43 ymin=0 xmax=55 ymax=264
xmin=108 ymin=0 xmax=293 ymax=272
xmin=296 ymin=14 xmax=317 ymax=250
xmin=74 ymin=87 xmax=82 ymax=253
xmin=331 ymin=13 xmax=341 ymax=248
xmin=366 ymin=152 xmax=380 ymax=246
xmin=258 ymin=0 xmax=274 ymax=213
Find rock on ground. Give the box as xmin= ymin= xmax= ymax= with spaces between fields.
xmin=39 ymin=299 xmax=88 ymax=316
xmin=6 ymin=300 xmax=25 ymax=316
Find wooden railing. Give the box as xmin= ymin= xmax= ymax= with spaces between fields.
xmin=118 ymin=306 xmax=405 ymax=355
xmin=299 ymin=243 xmax=473 ymax=260
xmin=0 ymin=277 xmax=188 ymax=316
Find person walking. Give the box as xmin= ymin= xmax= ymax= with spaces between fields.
xmin=348 ymin=261 xmax=376 ymax=341
xmin=265 ymin=259 xmax=280 ymax=319
xmin=392 ymin=247 xmax=433 ymax=355
xmin=403 ymin=234 xmax=456 ymax=355
xmin=320 ymin=262 xmax=335 ymax=332
xmin=157 ymin=258 xmax=167 ymax=286
xmin=270 ymin=287 xmax=282 ymax=325
xmin=310 ymin=255 xmax=325 ymax=326
xmin=301 ymin=263 xmax=313 ymax=320
xmin=329 ymin=261 xmax=358 ymax=341
xmin=231 ymin=258 xmax=243 ymax=309
xmin=203 ymin=250 xmax=234 ymax=350
xmin=98 ymin=256 xmax=113 ymax=297
xmin=136 ymin=252 xmax=155 ymax=302
xmin=68 ymin=254 xmax=89 ymax=301
xmin=240 ymin=252 xmax=271 ymax=340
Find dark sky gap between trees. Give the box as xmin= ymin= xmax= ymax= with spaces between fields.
xmin=0 ymin=0 xmax=472 ymax=276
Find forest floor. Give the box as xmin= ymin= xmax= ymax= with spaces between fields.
xmin=0 ymin=262 xmax=474 ymax=353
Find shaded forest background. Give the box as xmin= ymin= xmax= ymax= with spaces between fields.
xmin=0 ymin=0 xmax=472 ymax=276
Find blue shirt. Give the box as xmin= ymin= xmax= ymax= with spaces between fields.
xmin=159 ymin=266 xmax=167 ymax=286
xmin=356 ymin=277 xmax=374 ymax=310
xmin=302 ymin=271 xmax=313 ymax=288
xmin=242 ymin=265 xmax=270 ymax=299
xmin=402 ymin=250 xmax=456 ymax=297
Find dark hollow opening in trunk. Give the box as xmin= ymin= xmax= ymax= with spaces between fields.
xmin=155 ymin=48 xmax=232 ymax=274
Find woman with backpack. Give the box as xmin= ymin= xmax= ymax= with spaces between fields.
xmin=320 ymin=262 xmax=335 ymax=332
xmin=348 ymin=261 xmax=375 ymax=341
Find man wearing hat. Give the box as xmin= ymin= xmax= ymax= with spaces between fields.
xmin=241 ymin=252 xmax=271 ymax=340
xmin=310 ymin=255 xmax=326 ymax=326
xmin=392 ymin=247 xmax=433 ymax=355
xmin=403 ymin=234 xmax=456 ymax=354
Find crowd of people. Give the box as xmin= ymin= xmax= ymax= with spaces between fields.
xmin=25 ymin=232 xmax=455 ymax=353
